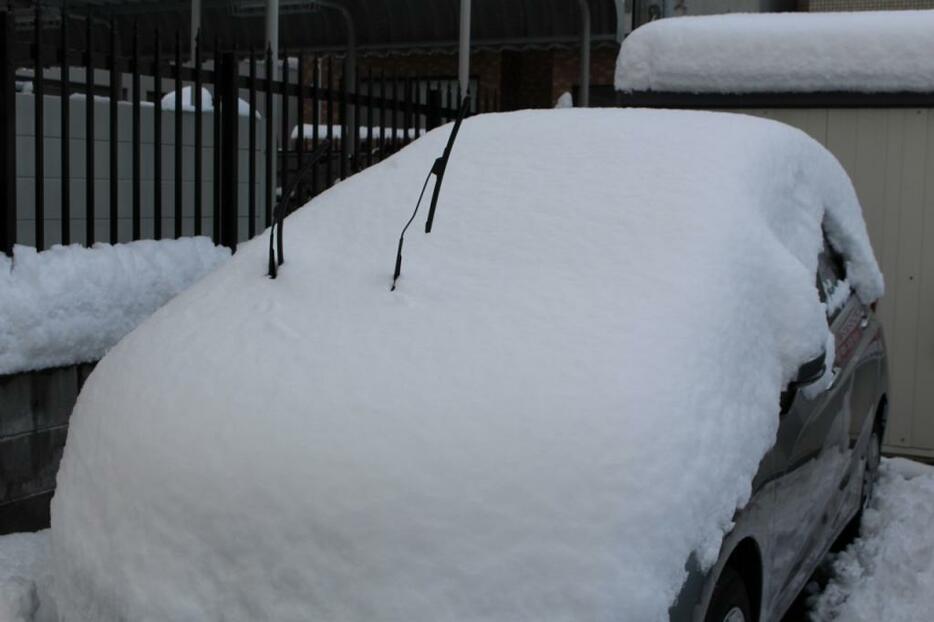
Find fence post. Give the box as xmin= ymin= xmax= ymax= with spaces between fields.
xmin=219 ymin=51 xmax=239 ymax=251
xmin=427 ymin=88 xmax=442 ymax=130
xmin=0 ymin=10 xmax=16 ymax=255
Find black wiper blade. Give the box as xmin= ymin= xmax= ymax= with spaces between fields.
xmin=424 ymin=95 xmax=471 ymax=233
xmin=268 ymin=140 xmax=331 ymax=279
xmin=391 ymin=95 xmax=471 ymax=291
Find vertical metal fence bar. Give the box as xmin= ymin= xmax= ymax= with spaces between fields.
xmin=297 ymin=53 xmax=304 ymax=189
xmin=366 ymin=67 xmax=373 ymax=168
xmin=194 ymin=31 xmax=202 ymax=235
xmin=339 ymin=75 xmax=347 ymax=181
xmin=84 ymin=9 xmax=94 ymax=245
xmin=60 ymin=5 xmax=70 ymax=245
xmin=153 ymin=28 xmax=162 ymax=240
xmin=34 ymin=5 xmax=45 ymax=249
xmin=379 ymin=71 xmax=386 ymax=161
xmin=447 ymin=82 xmax=454 ymax=122
xmin=174 ymin=31 xmax=182 ymax=238
xmin=403 ymin=75 xmax=412 ymax=147
xmin=352 ymin=72 xmax=360 ymax=173
xmin=0 ymin=10 xmax=15 ymax=255
xmin=131 ymin=21 xmax=140 ymax=240
xmin=391 ymin=75 xmax=399 ymax=151
xmin=326 ymin=56 xmax=333 ymax=187
xmin=108 ymin=17 xmax=118 ymax=244
xmin=311 ymin=57 xmax=319 ymax=197
xmin=219 ymin=51 xmax=238 ymax=251
xmin=264 ymin=46 xmax=273 ymax=227
xmin=280 ymin=50 xmax=289 ymax=196
xmin=248 ymin=47 xmax=256 ymax=238
xmin=212 ymin=36 xmax=221 ymax=243
xmin=427 ymin=87 xmax=441 ymax=130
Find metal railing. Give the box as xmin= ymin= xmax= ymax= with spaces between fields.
xmin=0 ymin=7 xmax=495 ymax=256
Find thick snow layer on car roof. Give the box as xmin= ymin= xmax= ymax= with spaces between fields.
xmin=615 ymin=11 xmax=934 ymax=94
xmin=51 ymin=109 xmax=882 ymax=621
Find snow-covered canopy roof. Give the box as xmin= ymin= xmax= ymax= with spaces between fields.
xmin=616 ymin=10 xmax=934 ymax=94
xmin=52 ymin=109 xmax=882 ymax=621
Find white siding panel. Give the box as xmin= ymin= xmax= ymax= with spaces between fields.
xmin=736 ymin=107 xmax=934 ymax=457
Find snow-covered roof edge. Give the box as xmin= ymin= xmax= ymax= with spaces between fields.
xmin=615 ymin=11 xmax=934 ymax=95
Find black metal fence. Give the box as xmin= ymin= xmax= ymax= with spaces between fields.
xmin=0 ymin=7 xmax=492 ymax=256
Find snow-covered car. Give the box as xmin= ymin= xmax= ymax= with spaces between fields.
xmin=50 ymin=109 xmax=886 ymax=622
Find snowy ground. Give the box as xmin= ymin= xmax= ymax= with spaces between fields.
xmin=1 ymin=458 xmax=931 ymax=621
xmin=807 ymin=458 xmax=934 ymax=621
xmin=0 ymin=531 xmax=54 ymax=622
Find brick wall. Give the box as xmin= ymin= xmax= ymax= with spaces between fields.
xmin=551 ymin=47 xmax=619 ymax=106
xmin=301 ymin=44 xmax=620 ymax=115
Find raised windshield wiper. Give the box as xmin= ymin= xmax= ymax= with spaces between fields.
xmin=391 ymin=95 xmax=472 ymax=291
xmin=268 ymin=140 xmax=331 ymax=279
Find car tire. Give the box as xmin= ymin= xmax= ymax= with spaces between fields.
xmin=704 ymin=566 xmax=754 ymax=622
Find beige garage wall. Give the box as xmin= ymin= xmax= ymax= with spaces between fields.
xmin=737 ymin=107 xmax=934 ymax=459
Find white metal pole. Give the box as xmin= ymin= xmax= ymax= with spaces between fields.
xmin=190 ymin=0 xmax=201 ymax=63
xmin=578 ymin=0 xmax=591 ymax=108
xmin=458 ymin=0 xmax=471 ymax=100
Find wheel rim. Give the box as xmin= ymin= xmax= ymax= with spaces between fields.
xmin=723 ymin=606 xmax=746 ymax=622
xmin=863 ymin=433 xmax=881 ymax=509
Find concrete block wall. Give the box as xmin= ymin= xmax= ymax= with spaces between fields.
xmin=0 ymin=362 xmax=95 ymax=534
xmin=14 ymin=92 xmax=268 ymax=249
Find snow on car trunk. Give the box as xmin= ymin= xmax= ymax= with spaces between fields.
xmin=50 ymin=109 xmax=882 ymax=621
xmin=615 ymin=11 xmax=934 ymax=94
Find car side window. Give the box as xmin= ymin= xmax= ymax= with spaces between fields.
xmin=816 ymin=238 xmax=849 ymax=322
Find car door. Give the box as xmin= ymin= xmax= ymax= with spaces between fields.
xmin=765 ymin=240 xmax=855 ymax=614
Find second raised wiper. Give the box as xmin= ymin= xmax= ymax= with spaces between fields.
xmin=391 ymin=95 xmax=472 ymax=291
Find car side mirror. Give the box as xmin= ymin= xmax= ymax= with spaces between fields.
xmin=780 ymin=351 xmax=826 ymax=414
xmin=791 ymin=351 xmax=827 ymax=389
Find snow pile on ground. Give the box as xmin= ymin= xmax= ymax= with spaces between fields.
xmin=0 ymin=531 xmax=54 ymax=622
xmin=554 ymin=91 xmax=574 ymax=108
xmin=811 ymin=458 xmax=934 ymax=622
xmin=0 ymin=238 xmax=229 ymax=375
xmin=51 ymin=109 xmax=881 ymax=621
xmin=616 ymin=11 xmax=934 ymax=94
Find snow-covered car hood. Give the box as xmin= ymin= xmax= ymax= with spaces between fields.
xmin=51 ymin=109 xmax=882 ymax=621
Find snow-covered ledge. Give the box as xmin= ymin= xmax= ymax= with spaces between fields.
xmin=0 ymin=238 xmax=229 ymax=376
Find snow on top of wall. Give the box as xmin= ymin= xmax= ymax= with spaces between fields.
xmin=161 ymin=86 xmax=257 ymax=117
xmin=51 ymin=109 xmax=881 ymax=621
xmin=811 ymin=458 xmax=934 ymax=621
xmin=0 ymin=238 xmax=229 ymax=376
xmin=616 ymin=11 xmax=934 ymax=94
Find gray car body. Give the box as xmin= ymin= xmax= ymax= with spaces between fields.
xmin=669 ymin=241 xmax=889 ymax=622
